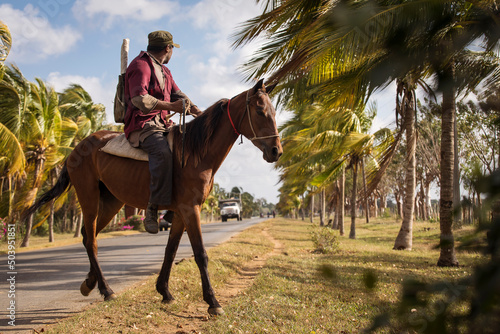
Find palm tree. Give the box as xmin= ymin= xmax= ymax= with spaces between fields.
xmin=277 ymin=99 xmax=378 ymax=238
xmin=0 ymin=20 xmax=11 ymax=79
xmin=0 ymin=34 xmax=25 ymax=218
xmin=393 ymin=78 xmax=417 ymax=250
xmin=20 ymin=78 xmax=78 ymax=246
xmin=59 ymin=84 xmax=107 ymax=140
xmin=0 ymin=65 xmax=35 ymax=222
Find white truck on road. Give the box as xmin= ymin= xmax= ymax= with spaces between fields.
xmin=219 ymin=194 xmax=242 ymax=222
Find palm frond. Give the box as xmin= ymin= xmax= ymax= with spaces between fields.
xmin=0 ymin=122 xmax=25 ymax=177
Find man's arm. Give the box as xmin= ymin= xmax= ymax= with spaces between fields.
xmin=132 ymin=95 xmax=185 ymax=114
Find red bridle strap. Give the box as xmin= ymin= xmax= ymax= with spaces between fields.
xmin=227 ymin=99 xmax=240 ymax=136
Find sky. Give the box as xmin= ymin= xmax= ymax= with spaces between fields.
xmin=0 ymin=0 xmax=396 ymax=204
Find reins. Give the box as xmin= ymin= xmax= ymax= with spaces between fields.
xmin=226 ymin=90 xmax=280 ymax=143
xmin=179 ymin=98 xmax=190 ymax=168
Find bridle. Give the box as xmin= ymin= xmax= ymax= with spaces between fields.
xmin=226 ymin=90 xmax=280 ymax=142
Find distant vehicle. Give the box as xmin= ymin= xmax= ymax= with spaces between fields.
xmin=219 ymin=193 xmax=242 ymax=222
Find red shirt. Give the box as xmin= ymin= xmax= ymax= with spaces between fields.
xmin=124 ymin=51 xmax=180 ymax=138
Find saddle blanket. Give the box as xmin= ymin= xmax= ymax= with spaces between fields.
xmin=100 ymin=133 xmax=174 ymax=162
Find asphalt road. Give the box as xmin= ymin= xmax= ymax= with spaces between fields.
xmin=0 ymin=218 xmax=266 ymax=333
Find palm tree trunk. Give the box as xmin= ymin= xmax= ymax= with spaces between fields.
xmin=453 ymin=109 xmax=462 ymax=225
xmin=362 ymin=158 xmax=369 ymax=224
xmin=48 ymin=201 xmax=55 ymax=242
xmin=424 ymin=179 xmax=431 ymax=220
xmin=394 ymin=88 xmax=416 ymax=250
xmin=310 ymin=192 xmax=314 ymax=223
xmin=437 ymin=66 xmax=459 ymax=267
xmin=320 ymin=188 xmax=325 ymax=226
xmin=350 ymin=160 xmax=358 ymax=239
xmin=48 ymin=169 xmax=56 ymax=242
xmin=339 ymin=166 xmax=345 ymax=236
xmin=20 ymin=156 xmax=45 ymax=248
xmin=332 ymin=180 xmax=339 ymax=229
xmin=380 ymin=192 xmax=387 ymax=216
xmin=20 ymin=214 xmax=33 ymax=247
xmin=395 ymin=192 xmax=402 ymax=218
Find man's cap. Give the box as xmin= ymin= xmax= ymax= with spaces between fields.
xmin=148 ymin=30 xmax=180 ymax=48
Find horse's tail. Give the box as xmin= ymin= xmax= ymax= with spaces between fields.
xmin=22 ymin=161 xmax=72 ymax=220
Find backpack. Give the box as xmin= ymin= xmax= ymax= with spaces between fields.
xmin=113 ymin=73 xmax=127 ymax=123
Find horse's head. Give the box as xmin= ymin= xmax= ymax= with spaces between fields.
xmin=240 ymin=79 xmax=283 ymax=163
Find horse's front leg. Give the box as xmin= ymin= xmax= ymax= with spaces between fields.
xmin=156 ymin=213 xmax=184 ymax=303
xmin=183 ymin=206 xmax=224 ymax=315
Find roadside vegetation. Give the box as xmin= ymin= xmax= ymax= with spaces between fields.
xmin=44 ymin=216 xmax=485 ymax=334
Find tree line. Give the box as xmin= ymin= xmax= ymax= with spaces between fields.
xmin=231 ymin=0 xmax=500 ymax=267
xmin=0 ymin=44 xmax=113 ymax=246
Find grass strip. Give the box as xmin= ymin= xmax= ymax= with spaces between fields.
xmin=42 ymin=217 xmax=483 ymax=333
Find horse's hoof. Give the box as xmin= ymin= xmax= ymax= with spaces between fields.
xmin=104 ymin=293 xmax=117 ymax=301
xmin=80 ymin=281 xmax=92 ymax=296
xmin=162 ymin=298 xmax=175 ymax=304
xmin=208 ymin=307 xmax=225 ymax=316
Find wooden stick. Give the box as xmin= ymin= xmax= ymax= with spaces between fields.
xmin=120 ymin=38 xmax=129 ymax=74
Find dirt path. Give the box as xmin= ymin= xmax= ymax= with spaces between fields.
xmin=166 ymin=228 xmax=283 ymax=334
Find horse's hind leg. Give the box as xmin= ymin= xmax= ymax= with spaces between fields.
xmin=80 ymin=184 xmax=124 ymax=300
xmin=156 ymin=212 xmax=184 ymax=303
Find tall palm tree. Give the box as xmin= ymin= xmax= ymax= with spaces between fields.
xmin=20 ymin=78 xmax=76 ymax=246
xmin=393 ymin=78 xmax=417 ymax=250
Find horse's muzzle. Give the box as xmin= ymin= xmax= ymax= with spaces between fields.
xmin=272 ymin=146 xmax=282 ymax=160
xmin=264 ymin=145 xmax=283 ymax=162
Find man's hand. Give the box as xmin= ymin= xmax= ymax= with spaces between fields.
xmin=189 ymin=105 xmax=203 ymax=117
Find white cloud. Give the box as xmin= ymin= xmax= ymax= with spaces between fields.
xmin=185 ymin=0 xmax=262 ymax=33
xmin=188 ymin=55 xmax=247 ymax=103
xmin=73 ymin=0 xmax=179 ymax=27
xmin=179 ymin=0 xmax=270 ymax=107
xmin=47 ymin=72 xmax=116 ymax=123
xmin=0 ymin=4 xmax=81 ymax=63
xmin=182 ymin=0 xmax=264 ymax=60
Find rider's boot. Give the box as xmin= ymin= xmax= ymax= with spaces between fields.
xmin=144 ymin=203 xmax=159 ymax=234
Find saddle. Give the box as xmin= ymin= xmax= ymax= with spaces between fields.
xmin=100 ymin=132 xmax=174 ymax=162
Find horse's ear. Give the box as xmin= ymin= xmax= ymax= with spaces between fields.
xmin=265 ymin=82 xmax=278 ymax=94
xmin=252 ymin=78 xmax=265 ymax=94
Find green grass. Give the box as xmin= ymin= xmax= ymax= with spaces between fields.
xmin=41 ymin=217 xmax=484 ymax=334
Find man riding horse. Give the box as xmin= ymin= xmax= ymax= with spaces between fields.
xmin=124 ymin=30 xmax=202 ymax=233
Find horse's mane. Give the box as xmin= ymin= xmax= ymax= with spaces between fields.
xmin=171 ymin=98 xmax=228 ymax=167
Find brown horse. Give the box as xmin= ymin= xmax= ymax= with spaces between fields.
xmin=26 ymin=79 xmax=282 ymax=315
